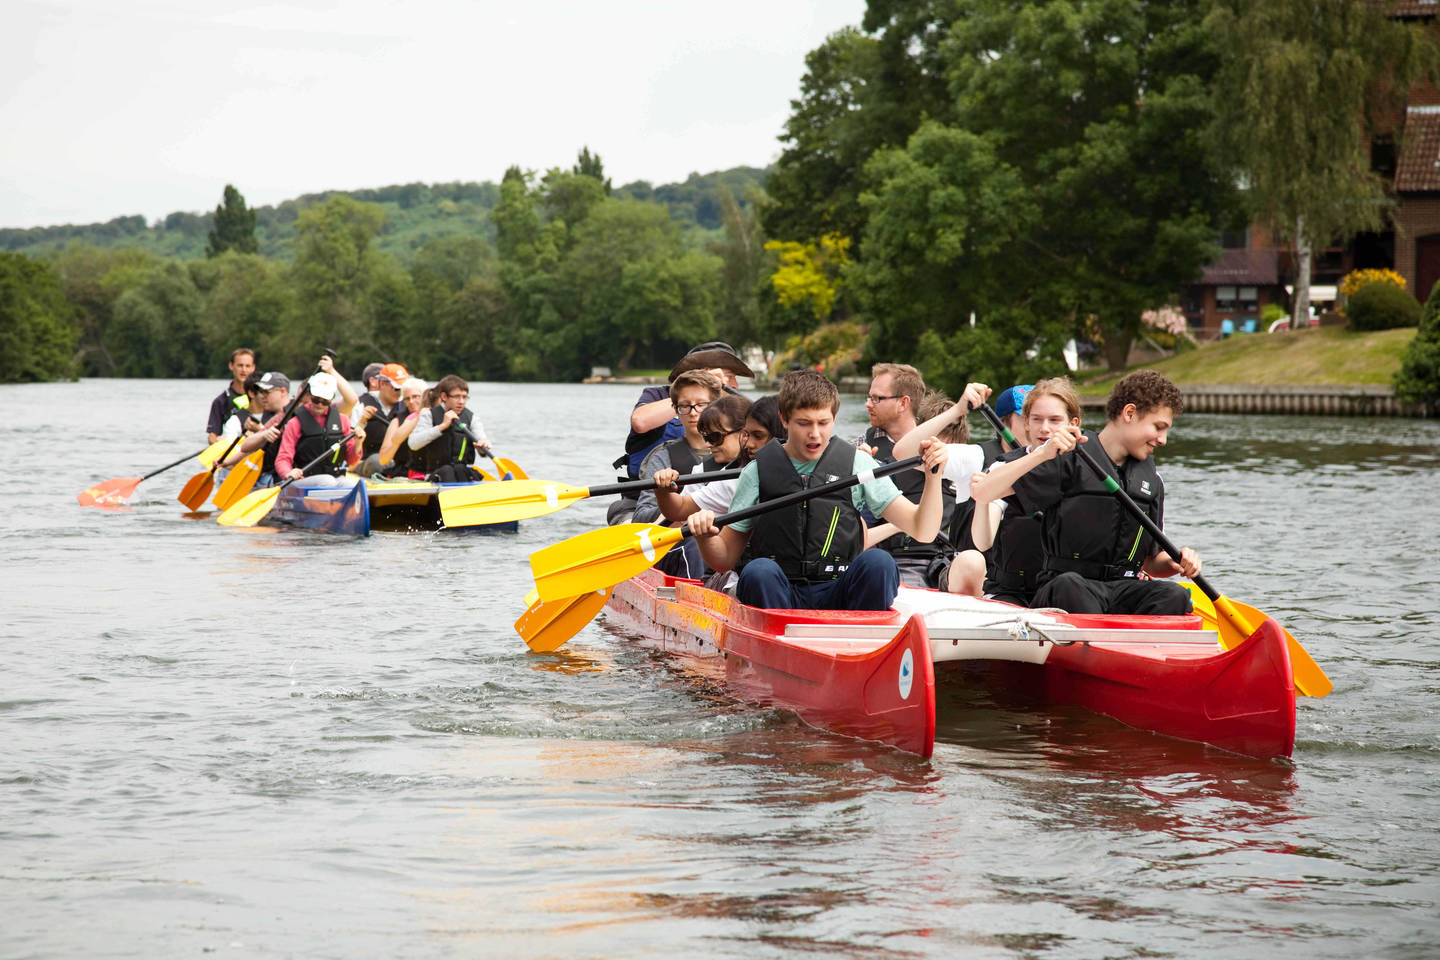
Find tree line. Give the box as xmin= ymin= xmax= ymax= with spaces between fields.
xmin=5 ymin=0 xmax=1440 ymax=409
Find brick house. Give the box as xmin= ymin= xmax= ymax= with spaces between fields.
xmin=1183 ymin=1 xmax=1438 ymax=334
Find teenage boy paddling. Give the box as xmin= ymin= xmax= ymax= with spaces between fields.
xmin=972 ymin=370 xmax=1200 ymax=615
xmin=685 ymin=370 xmax=949 ymax=611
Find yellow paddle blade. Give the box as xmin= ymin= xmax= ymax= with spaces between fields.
xmin=194 ymin=437 xmax=233 ymax=469
xmin=216 ymin=485 xmax=282 ymax=527
xmin=437 ymin=479 xmax=590 ymax=527
xmin=514 ymin=587 xmax=611 ymax=652
xmin=1182 ymin=583 xmax=1332 ymax=698
xmin=495 ymin=457 xmax=528 ymax=479
xmin=213 ymin=451 xmax=263 ymax=510
xmin=530 ymin=523 xmax=684 ymax=601
xmin=176 ymin=470 xmax=215 ymax=510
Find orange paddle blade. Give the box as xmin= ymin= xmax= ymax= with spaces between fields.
xmin=213 ymin=451 xmax=263 ymax=510
xmin=177 ymin=471 xmax=215 ymax=511
xmin=1182 ymin=583 xmax=1332 ymax=698
xmin=515 ymin=587 xmax=611 ymax=652
xmin=78 ymin=477 xmax=142 ymax=507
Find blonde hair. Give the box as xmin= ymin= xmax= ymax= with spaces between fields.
xmin=871 ymin=362 xmax=925 ymax=409
xmin=1022 ymin=376 xmax=1082 ymax=423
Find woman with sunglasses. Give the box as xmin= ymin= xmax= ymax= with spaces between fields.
xmin=273 ymin=372 xmax=366 ymax=483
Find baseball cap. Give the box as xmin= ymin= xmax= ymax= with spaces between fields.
xmin=378 ymin=362 xmax=410 ymax=386
xmin=308 ymin=372 xmax=339 ymax=402
xmin=255 ymin=371 xmax=290 ymax=393
xmin=994 ymin=384 xmax=1035 ymax=420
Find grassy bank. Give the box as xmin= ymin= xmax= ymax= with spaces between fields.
xmin=1082 ymin=325 xmax=1416 ymax=392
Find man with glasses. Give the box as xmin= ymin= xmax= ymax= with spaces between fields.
xmin=274 ymin=372 xmax=366 ymax=483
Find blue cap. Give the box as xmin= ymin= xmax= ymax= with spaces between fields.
xmin=994 ymin=384 xmax=1035 ymax=420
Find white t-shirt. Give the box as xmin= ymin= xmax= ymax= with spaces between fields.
xmin=688 ymin=476 xmax=738 ymax=514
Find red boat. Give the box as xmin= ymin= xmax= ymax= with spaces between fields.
xmin=602 ymin=570 xmax=1297 ymax=760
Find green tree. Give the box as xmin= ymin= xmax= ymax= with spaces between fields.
xmin=0 ymin=252 xmax=78 ymax=382
xmin=1395 ymin=279 xmax=1440 ymax=410
xmin=1207 ymin=0 xmax=1438 ymax=327
xmin=102 ymin=258 xmax=206 ymax=376
xmin=189 ymin=251 xmax=294 ymax=371
xmin=206 ymin=184 xmax=259 ymax=257
xmin=573 ymin=146 xmax=612 ymax=194
xmin=557 ymin=198 xmax=720 ymax=375
xmin=708 ymin=186 xmax=769 ymax=346
xmin=289 ymin=195 xmax=388 ymax=360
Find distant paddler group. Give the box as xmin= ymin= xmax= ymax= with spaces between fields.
xmin=77 ymin=347 xmax=526 ymax=532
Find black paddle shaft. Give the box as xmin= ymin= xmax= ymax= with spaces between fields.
xmin=589 ymin=468 xmax=743 ymax=498
xmin=680 ymin=455 xmax=926 ymax=541
xmin=453 ymin=422 xmax=493 ymax=462
xmin=1067 ymin=441 xmax=1219 ymax=603
xmin=980 ymin=399 xmax=1219 ymax=602
xmin=141 ymin=446 xmax=216 ymax=481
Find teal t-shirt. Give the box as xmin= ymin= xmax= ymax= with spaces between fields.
xmin=726 ymin=447 xmax=901 ymax=534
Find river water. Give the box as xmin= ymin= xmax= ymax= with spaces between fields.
xmin=2 ymin=379 xmax=1437 ymax=959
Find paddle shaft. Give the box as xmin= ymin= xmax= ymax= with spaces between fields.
xmin=588 ymin=468 xmax=743 ymax=499
xmin=141 ymin=445 xmax=216 ymax=481
xmin=275 ymin=441 xmax=345 ymax=493
xmin=206 ymin=415 xmax=258 ymax=476
xmin=453 ymin=422 xmax=493 ymax=462
xmin=695 ymin=455 xmax=924 ymax=540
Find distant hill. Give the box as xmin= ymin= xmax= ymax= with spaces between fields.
xmin=0 ymin=166 xmax=770 ymax=262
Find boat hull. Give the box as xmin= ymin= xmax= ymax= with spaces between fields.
xmin=272 ymin=480 xmax=370 ymax=536
xmin=603 ymin=571 xmax=1296 ymax=760
xmin=364 ymin=477 xmax=519 ymax=534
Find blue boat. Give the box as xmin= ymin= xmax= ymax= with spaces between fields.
xmin=272 ymin=479 xmax=371 ymax=536
xmin=267 ymin=477 xmax=519 ymax=535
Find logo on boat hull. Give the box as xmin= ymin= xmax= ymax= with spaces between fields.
xmin=898 ymin=648 xmax=914 ymax=700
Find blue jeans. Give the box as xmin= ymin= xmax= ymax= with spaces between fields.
xmin=736 ymin=549 xmax=900 ymax=611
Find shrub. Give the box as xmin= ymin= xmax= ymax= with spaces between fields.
xmin=1346 ymin=281 xmax=1421 ymax=332
xmin=1261 ymin=303 xmax=1287 ymax=327
xmin=1395 ymin=280 xmax=1440 ymax=408
xmin=1338 ymin=268 xmax=1405 ymax=316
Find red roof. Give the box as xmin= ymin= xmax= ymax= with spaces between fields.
xmin=1396 ymin=109 xmax=1440 ymax=191
xmin=1200 ymin=248 xmax=1279 ymax=286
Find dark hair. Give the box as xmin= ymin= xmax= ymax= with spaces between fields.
xmin=747 ymin=394 xmax=786 ymax=443
xmin=229 ymin=347 xmax=255 ymax=363
xmin=1106 ymin=370 xmax=1184 ymax=421
xmin=698 ymin=393 xmax=751 ymax=434
xmin=243 ymin=371 xmax=264 ymax=394
xmin=777 ymin=370 xmax=839 ymax=417
xmin=434 ymin=374 xmax=468 ymax=397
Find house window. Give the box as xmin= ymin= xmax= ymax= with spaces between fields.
xmin=1216 ymin=285 xmax=1238 ymax=310
xmin=1239 ymin=286 xmax=1258 ymax=310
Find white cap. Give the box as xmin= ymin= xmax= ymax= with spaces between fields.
xmin=308 ymin=372 xmax=338 ymax=401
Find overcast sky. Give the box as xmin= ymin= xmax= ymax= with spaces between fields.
xmin=1 ymin=0 xmax=867 ymax=229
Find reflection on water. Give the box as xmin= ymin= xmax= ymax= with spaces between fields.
xmin=1 ymin=382 xmax=1438 ymax=958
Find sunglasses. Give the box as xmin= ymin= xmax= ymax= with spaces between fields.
xmin=701 ymin=428 xmax=741 ymax=445
xmin=310 ymin=397 xmax=331 ymax=406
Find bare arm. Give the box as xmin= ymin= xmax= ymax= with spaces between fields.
xmin=630 ymin=397 xmax=675 ymax=433
xmin=970 ymin=426 xmax=1084 ymax=502
xmin=684 ymin=512 xmax=751 ymax=572
xmin=968 ymin=474 xmax=1003 ymax=551
xmin=379 ymin=414 xmax=419 ymax=465
xmin=864 ymin=522 xmax=899 ymax=549
xmin=892 ymin=382 xmax=992 ymax=459
xmin=876 ymin=439 xmax=949 ymax=542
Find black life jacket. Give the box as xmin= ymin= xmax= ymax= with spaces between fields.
xmin=663 ymin=436 xmax=706 ymax=477
xmin=257 ymin=410 xmax=282 ymax=477
xmin=984 ymin=501 xmax=1046 ymax=597
xmin=415 ymin=405 xmax=476 ymax=474
xmin=949 ymin=437 xmax=1008 ymax=552
xmin=863 ymin=426 xmax=955 ymax=561
xmin=358 ymin=393 xmax=404 ymax=458
xmin=294 ymin=405 xmax=348 ymax=477
xmin=747 ymin=438 xmax=864 ymax=585
xmin=1040 ymin=430 xmax=1165 ymax=581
